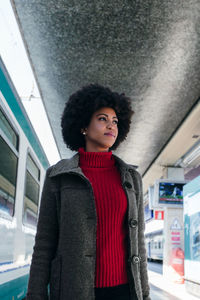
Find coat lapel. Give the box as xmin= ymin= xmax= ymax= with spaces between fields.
xmin=48 ymin=152 xmax=138 ymax=212
xmin=49 ymin=152 xmax=133 ymax=180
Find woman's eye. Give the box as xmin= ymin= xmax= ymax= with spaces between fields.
xmin=98 ymin=117 xmax=118 ymax=124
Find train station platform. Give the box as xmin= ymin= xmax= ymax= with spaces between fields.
xmin=148 ymin=269 xmax=200 ymax=300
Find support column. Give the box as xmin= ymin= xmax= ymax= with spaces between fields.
xmin=162 ymin=167 xmax=185 ymax=283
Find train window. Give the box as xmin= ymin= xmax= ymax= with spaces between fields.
xmin=0 ymin=108 xmax=18 ymax=150
xmin=27 ymin=154 xmax=40 ymax=181
xmin=23 ymin=154 xmax=40 ymax=227
xmin=0 ymin=135 xmax=18 ymax=218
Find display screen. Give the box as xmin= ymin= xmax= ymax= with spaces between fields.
xmin=159 ymin=182 xmax=185 ymax=205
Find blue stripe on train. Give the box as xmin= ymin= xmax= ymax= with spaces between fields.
xmin=0 ymin=274 xmax=29 ymax=300
xmin=0 ymin=261 xmax=13 ymax=266
xmin=0 ymin=264 xmax=30 ymax=274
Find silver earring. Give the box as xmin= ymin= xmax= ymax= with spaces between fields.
xmin=83 ymin=132 xmax=86 ymax=135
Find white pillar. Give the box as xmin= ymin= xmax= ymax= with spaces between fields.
xmin=162 ymin=167 xmax=185 ymax=283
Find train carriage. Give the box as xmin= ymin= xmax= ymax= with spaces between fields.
xmin=0 ymin=56 xmax=49 ymax=300
xmin=145 ymin=230 xmax=164 ymax=261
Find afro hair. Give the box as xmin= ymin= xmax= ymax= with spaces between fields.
xmin=61 ymin=84 xmax=134 ymax=151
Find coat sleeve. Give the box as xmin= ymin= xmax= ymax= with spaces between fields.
xmin=26 ymin=167 xmax=59 ymax=300
xmin=137 ymin=171 xmax=151 ymax=300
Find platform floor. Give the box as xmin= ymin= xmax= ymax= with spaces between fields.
xmin=148 ymin=262 xmax=200 ymax=300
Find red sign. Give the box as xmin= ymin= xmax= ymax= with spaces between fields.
xmin=172 ymin=236 xmax=180 ymax=241
xmin=171 ymin=231 xmax=181 ymax=245
xmin=154 ymin=210 xmax=164 ymax=220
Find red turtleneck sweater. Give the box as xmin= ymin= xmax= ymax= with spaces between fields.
xmin=78 ymin=148 xmax=129 ymax=288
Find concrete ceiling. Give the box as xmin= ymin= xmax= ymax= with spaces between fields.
xmin=11 ymin=0 xmax=200 ymax=176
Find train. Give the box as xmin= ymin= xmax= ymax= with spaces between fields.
xmin=145 ymin=230 xmax=164 ymax=261
xmin=0 ymin=56 xmax=49 ymax=300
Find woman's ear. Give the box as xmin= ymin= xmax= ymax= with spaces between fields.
xmin=81 ymin=128 xmax=87 ymax=135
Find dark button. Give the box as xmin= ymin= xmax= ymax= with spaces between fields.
xmin=124 ymin=181 xmax=132 ymax=189
xmin=131 ymin=255 xmax=141 ymax=264
xmin=129 ymin=219 xmax=138 ymax=228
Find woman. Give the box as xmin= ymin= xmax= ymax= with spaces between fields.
xmin=26 ymin=84 xmax=150 ymax=300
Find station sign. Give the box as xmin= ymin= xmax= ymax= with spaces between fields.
xmin=154 ymin=210 xmax=164 ymax=220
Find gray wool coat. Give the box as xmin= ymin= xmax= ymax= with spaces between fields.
xmin=26 ymin=153 xmax=151 ymax=300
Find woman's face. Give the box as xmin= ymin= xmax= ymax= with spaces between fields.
xmin=83 ymin=107 xmax=118 ymax=152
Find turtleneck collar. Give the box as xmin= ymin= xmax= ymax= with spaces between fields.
xmin=78 ymin=147 xmax=115 ymax=168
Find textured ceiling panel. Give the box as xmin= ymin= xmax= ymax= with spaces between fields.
xmin=12 ymin=0 xmax=200 ymax=174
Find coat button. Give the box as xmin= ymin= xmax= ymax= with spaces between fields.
xmin=132 ymin=255 xmax=141 ymax=264
xmin=129 ymin=219 xmax=138 ymax=228
xmin=124 ymin=181 xmax=132 ymax=189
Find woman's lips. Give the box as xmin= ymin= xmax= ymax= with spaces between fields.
xmin=104 ymin=133 xmax=115 ymax=137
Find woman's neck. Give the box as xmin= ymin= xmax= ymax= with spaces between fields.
xmin=78 ymin=147 xmax=114 ymax=168
xmin=85 ymin=143 xmax=109 ymax=152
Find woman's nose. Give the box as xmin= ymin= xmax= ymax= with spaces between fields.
xmin=107 ymin=120 xmax=114 ymax=129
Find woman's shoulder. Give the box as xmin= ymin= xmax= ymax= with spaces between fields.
xmin=50 ymin=158 xmax=72 ymax=169
xmin=127 ymin=164 xmax=143 ymax=190
xmin=46 ymin=153 xmax=79 ymax=178
xmin=127 ymin=164 xmax=141 ymax=178
xmin=113 ymin=154 xmax=141 ymax=176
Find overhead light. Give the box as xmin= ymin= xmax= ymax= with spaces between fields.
xmin=175 ymin=141 xmax=200 ymax=167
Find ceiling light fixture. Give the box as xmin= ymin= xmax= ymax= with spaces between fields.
xmin=175 ymin=141 xmax=200 ymax=167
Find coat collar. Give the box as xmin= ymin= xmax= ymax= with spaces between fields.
xmin=49 ymin=152 xmax=135 ymax=179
